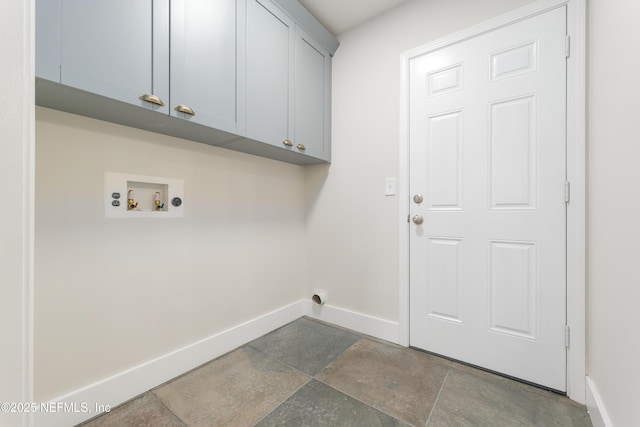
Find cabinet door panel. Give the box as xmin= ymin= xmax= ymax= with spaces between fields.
xmin=171 ymin=0 xmax=239 ymax=133
xmin=60 ymin=0 xmax=168 ymax=113
xmin=294 ymin=30 xmax=331 ymax=160
xmin=246 ymin=0 xmax=294 ymax=147
xmin=36 ymin=0 xmax=61 ymax=82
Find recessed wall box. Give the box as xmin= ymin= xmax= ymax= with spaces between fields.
xmin=104 ymin=172 xmax=184 ymax=218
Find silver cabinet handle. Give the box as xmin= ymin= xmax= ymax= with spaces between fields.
xmin=296 ymin=143 xmax=306 ymax=151
xmin=412 ymin=215 xmax=424 ymax=225
xmin=283 ymin=140 xmax=293 ymax=147
xmin=139 ymin=93 xmax=165 ymax=106
xmin=174 ymin=104 xmax=195 ymax=116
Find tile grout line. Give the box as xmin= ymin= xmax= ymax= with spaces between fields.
xmin=308 ymin=338 xmax=408 ymax=424
xmin=245 ymin=342 xmax=317 ymax=380
xmin=149 ymin=390 xmax=188 ymax=427
xmin=250 ymin=376 xmax=313 ymax=427
xmin=242 ymin=343 xmax=315 ymax=426
xmin=424 ymin=367 xmax=450 ymax=426
xmin=151 ymin=342 xmax=314 ymax=427
xmin=312 ymin=376 xmax=410 ymax=426
xmin=250 ymin=335 xmax=408 ymax=426
xmin=244 ymin=319 xmax=364 ymax=425
xmin=312 ymin=336 xmax=453 ymax=426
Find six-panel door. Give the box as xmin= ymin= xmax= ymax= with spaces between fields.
xmin=409 ymin=6 xmax=568 ymax=391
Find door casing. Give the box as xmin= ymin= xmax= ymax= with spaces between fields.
xmin=398 ymin=0 xmax=586 ymax=403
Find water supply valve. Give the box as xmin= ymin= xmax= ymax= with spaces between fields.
xmin=154 ymin=192 xmax=165 ymax=211
xmin=127 ymin=189 xmax=138 ymax=210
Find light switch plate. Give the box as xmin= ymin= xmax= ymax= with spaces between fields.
xmin=385 ymin=177 xmax=397 ymax=196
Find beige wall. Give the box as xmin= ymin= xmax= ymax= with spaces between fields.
xmin=588 ymin=0 xmax=640 ymax=425
xmin=306 ymin=0 xmax=536 ymax=323
xmin=34 ymin=108 xmax=306 ymax=400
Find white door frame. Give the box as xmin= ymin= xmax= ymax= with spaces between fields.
xmin=3 ymin=0 xmax=35 ymax=425
xmin=398 ymin=0 xmax=586 ymax=403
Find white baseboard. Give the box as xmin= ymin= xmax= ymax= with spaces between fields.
xmin=34 ymin=300 xmax=305 ymax=427
xmin=586 ymin=376 xmax=612 ymax=427
xmin=34 ymin=299 xmax=400 ymax=426
xmin=303 ymin=300 xmax=401 ymax=344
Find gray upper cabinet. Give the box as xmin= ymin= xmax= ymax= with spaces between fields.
xmin=35 ymin=0 xmax=338 ymax=165
xmin=246 ymin=0 xmax=295 ymax=150
xmin=35 ymin=0 xmax=61 ymax=82
xmin=170 ymin=0 xmax=244 ymax=134
xmin=246 ymin=0 xmax=332 ymax=161
xmin=294 ymin=28 xmax=331 ymax=161
xmin=55 ymin=0 xmax=169 ymax=114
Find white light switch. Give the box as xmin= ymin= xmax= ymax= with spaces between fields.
xmin=385 ymin=177 xmax=397 ymax=196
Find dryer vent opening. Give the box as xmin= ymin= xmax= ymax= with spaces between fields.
xmin=312 ymin=290 xmax=327 ymax=305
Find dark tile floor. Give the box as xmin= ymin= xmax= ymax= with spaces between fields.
xmin=80 ymin=317 xmax=592 ymax=427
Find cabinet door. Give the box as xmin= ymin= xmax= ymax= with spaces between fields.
xmin=59 ymin=0 xmax=169 ymax=114
xmin=170 ymin=0 xmax=241 ymax=134
xmin=294 ymin=28 xmax=331 ymax=161
xmin=246 ymin=0 xmax=295 ymax=148
xmin=36 ymin=0 xmax=61 ymax=82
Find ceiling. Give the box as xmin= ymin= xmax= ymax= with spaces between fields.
xmin=298 ymin=0 xmax=412 ymax=35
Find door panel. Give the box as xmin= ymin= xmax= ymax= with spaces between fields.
xmin=246 ymin=0 xmax=295 ymax=146
xmin=409 ymin=6 xmax=567 ymax=391
xmin=489 ymin=240 xmax=537 ymax=339
xmin=171 ymin=0 xmax=238 ymax=133
xmin=427 ymin=111 xmax=463 ymax=210
xmin=489 ymin=95 xmax=537 ymax=209
xmin=60 ymin=0 xmax=168 ymax=113
xmin=427 ymin=237 xmax=463 ymax=323
xmin=294 ymin=30 xmax=331 ymax=160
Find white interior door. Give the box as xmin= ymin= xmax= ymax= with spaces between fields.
xmin=409 ymin=6 xmax=567 ymax=391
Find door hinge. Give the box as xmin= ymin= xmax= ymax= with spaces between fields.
xmin=407 ymin=214 xmax=410 ymax=223
xmin=565 ymin=35 xmax=571 ymax=58
xmin=565 ymin=325 xmax=571 ymax=348
xmin=565 ymin=181 xmax=571 ymax=204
